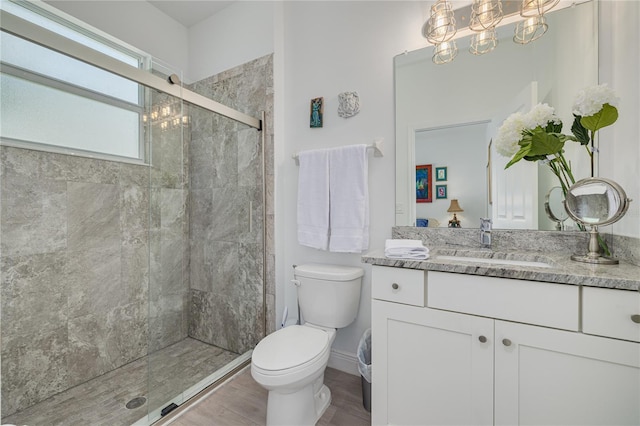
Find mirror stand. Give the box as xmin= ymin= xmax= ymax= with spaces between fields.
xmin=571 ymin=226 xmax=618 ymax=265
xmin=564 ymin=177 xmax=632 ymax=265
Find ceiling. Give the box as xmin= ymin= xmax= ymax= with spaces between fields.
xmin=148 ymin=1 xmax=234 ymax=27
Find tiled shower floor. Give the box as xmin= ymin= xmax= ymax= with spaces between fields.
xmin=2 ymin=338 xmax=239 ymax=426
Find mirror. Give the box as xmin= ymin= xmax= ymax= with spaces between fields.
xmin=565 ymin=178 xmax=631 ymax=264
xmin=395 ymin=0 xmax=598 ymax=229
xmin=544 ymin=186 xmax=569 ymax=230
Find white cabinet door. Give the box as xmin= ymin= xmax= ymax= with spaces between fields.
xmin=495 ymin=320 xmax=640 ymax=425
xmin=372 ymin=300 xmax=494 ymax=426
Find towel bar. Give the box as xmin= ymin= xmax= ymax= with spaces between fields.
xmin=292 ymin=138 xmax=383 ymax=165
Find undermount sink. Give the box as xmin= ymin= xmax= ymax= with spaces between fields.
xmin=434 ymin=255 xmax=553 ymax=269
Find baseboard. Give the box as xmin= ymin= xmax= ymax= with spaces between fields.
xmin=327 ymin=349 xmax=359 ymax=376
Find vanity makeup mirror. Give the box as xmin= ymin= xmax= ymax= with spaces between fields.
xmin=564 ymin=178 xmax=631 ymax=264
xmin=545 ymin=186 xmax=569 ymax=231
xmin=395 ymin=0 xmax=598 ymax=229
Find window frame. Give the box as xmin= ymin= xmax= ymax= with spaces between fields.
xmin=0 ymin=0 xmax=152 ymax=164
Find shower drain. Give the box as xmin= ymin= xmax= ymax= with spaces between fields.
xmin=126 ymin=396 xmax=147 ymax=410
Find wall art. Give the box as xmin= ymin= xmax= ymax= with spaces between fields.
xmin=416 ymin=164 xmax=432 ymax=203
xmin=310 ymin=97 xmax=323 ymax=128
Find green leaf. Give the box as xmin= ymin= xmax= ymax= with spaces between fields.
xmin=571 ymin=115 xmax=590 ymax=145
xmin=526 ymin=131 xmax=564 ymax=156
xmin=524 ymin=154 xmax=549 ymax=162
xmin=505 ymin=145 xmax=531 ymax=169
xmin=544 ymin=121 xmax=563 ymax=134
xmin=580 ymin=103 xmax=618 ymax=132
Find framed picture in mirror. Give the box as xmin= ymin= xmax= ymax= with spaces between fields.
xmin=436 ymin=184 xmax=447 ymax=199
xmin=435 ymin=166 xmax=447 ymax=181
xmin=416 ymin=164 xmax=432 ymax=203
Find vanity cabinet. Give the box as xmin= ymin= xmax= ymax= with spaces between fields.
xmin=371 ymin=266 xmax=640 ymax=426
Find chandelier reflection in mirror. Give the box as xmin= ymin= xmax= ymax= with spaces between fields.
xmin=433 ymin=40 xmax=459 ymax=64
xmin=143 ymin=100 xmax=190 ymax=131
xmin=424 ymin=0 xmax=559 ymax=64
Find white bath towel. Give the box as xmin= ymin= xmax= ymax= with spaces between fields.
xmin=297 ymin=149 xmax=330 ymax=250
xmin=384 ymin=239 xmax=430 ymax=259
xmin=329 ymin=144 xmax=369 ymax=253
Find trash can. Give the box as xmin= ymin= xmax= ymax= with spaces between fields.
xmin=357 ymin=328 xmax=372 ymax=412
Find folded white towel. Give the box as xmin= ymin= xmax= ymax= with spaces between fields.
xmin=328 ymin=144 xmax=369 ymax=253
xmin=297 ymin=149 xmax=330 ymax=250
xmin=384 ymin=239 xmax=430 ymax=260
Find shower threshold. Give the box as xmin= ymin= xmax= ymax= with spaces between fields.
xmin=2 ymin=338 xmax=243 ymax=426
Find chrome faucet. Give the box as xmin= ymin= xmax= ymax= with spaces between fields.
xmin=480 ymin=218 xmax=492 ymax=249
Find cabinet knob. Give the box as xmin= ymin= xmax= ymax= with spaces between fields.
xmin=502 ymin=338 xmax=512 ymax=347
xmin=392 ymin=283 xmax=399 ymax=290
xmin=478 ymin=335 xmax=487 ymax=343
xmin=631 ymin=314 xmax=640 ymax=324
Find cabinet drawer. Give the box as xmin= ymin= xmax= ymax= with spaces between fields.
xmin=372 ymin=266 xmax=426 ymax=306
xmin=427 ymin=271 xmax=579 ymax=330
xmin=583 ymin=287 xmax=640 ymax=342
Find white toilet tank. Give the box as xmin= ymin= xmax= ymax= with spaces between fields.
xmin=294 ymin=263 xmax=364 ymax=329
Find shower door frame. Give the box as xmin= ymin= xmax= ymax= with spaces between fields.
xmin=0 ymin=10 xmax=262 ymax=131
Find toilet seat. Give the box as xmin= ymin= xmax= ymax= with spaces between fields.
xmin=252 ymin=325 xmax=330 ymax=375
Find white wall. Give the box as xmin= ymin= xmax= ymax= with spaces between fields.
xmin=188 ymin=1 xmax=275 ymax=82
xmin=599 ymin=0 xmax=640 ymax=238
xmin=278 ymin=1 xmax=425 ymax=359
xmin=44 ymin=0 xmax=189 ymax=77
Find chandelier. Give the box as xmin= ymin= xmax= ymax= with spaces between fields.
xmin=423 ymin=0 xmax=559 ymax=64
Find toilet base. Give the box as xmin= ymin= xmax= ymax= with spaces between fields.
xmin=265 ymin=378 xmax=332 ymax=426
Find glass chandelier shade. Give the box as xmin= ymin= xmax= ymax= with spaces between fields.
xmin=424 ymin=0 xmax=457 ymax=44
xmin=520 ymin=0 xmax=560 ymax=17
xmin=432 ymin=40 xmax=458 ymax=64
xmin=470 ymin=27 xmax=498 ymax=55
xmin=469 ymin=0 xmax=503 ymax=32
xmin=513 ymin=14 xmax=548 ymax=44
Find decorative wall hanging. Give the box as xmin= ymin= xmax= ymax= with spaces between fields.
xmin=436 ymin=184 xmax=448 ymax=199
xmin=337 ymin=91 xmax=360 ymax=118
xmin=435 ymin=166 xmax=447 ymax=181
xmin=416 ymin=164 xmax=433 ymax=203
xmin=310 ymin=97 xmax=324 ymax=128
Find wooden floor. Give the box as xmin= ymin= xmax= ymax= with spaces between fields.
xmin=169 ymin=367 xmax=371 ymax=426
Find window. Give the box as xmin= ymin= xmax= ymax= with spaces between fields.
xmin=0 ymin=0 xmax=149 ymax=162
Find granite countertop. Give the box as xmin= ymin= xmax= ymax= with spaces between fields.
xmin=362 ymin=246 xmax=640 ymax=291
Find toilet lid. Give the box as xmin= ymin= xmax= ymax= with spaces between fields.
xmin=252 ymin=325 xmax=329 ymax=371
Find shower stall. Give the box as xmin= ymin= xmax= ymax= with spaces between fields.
xmin=0 ymin=2 xmax=274 ymax=425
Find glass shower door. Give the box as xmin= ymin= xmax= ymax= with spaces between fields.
xmin=145 ymin=84 xmax=266 ymax=424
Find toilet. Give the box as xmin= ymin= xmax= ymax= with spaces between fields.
xmin=251 ymin=263 xmax=364 ymax=425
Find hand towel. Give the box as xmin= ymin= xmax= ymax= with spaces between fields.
xmin=328 ymin=144 xmax=369 ymax=253
xmin=384 ymin=239 xmax=430 ymax=259
xmin=297 ymin=149 xmax=330 ymax=250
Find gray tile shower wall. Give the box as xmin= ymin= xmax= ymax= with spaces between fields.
xmin=0 ymin=105 xmax=189 ymax=416
xmin=187 ymin=54 xmax=275 ymax=353
xmin=1 ymin=147 xmax=145 ymax=415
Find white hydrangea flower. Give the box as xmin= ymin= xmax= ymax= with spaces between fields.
xmin=495 ymin=111 xmax=527 ymax=157
xmin=525 ymin=103 xmax=561 ymax=129
xmin=572 ymin=84 xmax=619 ymax=117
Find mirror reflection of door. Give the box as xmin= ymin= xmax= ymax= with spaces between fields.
xmin=489 ymin=82 xmax=538 ymax=230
